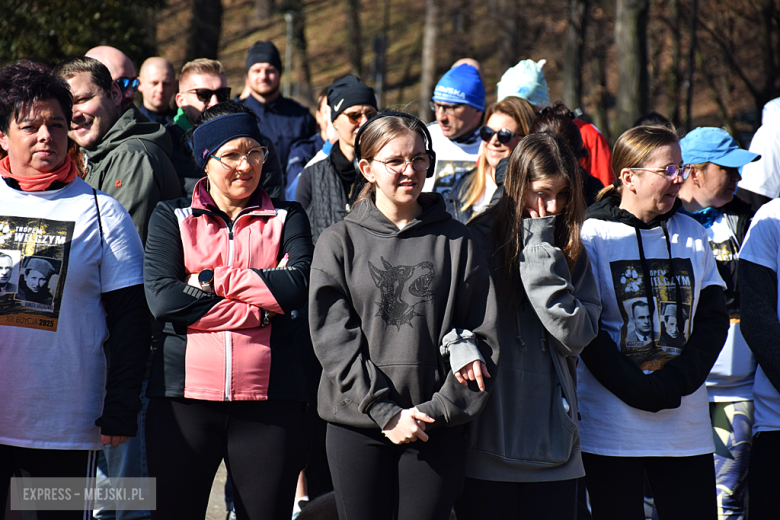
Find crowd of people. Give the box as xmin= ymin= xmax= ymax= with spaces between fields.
xmin=0 ymin=37 xmax=778 ymax=520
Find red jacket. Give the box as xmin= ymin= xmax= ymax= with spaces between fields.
xmin=575 ymin=119 xmax=614 ymax=187
xmin=144 ymin=179 xmax=313 ymax=402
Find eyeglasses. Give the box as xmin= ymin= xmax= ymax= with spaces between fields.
xmin=479 ymin=126 xmax=520 ymax=145
xmin=429 ymin=101 xmax=464 ymax=115
xmin=342 ymin=110 xmax=378 ymax=124
xmin=115 ymin=77 xmax=140 ymax=92
xmin=187 ymin=88 xmax=232 ymax=103
xmin=373 ymin=154 xmax=432 ymax=175
xmin=209 ymin=147 xmax=269 ymax=169
xmin=631 ymin=164 xmax=691 ymax=181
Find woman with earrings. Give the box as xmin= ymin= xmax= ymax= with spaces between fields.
xmin=143 ymin=101 xmax=314 ymax=519
xmin=446 ymin=96 xmax=536 ymax=223
xmin=455 ymin=133 xmax=601 ymax=519
xmin=309 ymin=112 xmax=499 ymax=520
xmin=577 ymin=125 xmax=729 ymax=519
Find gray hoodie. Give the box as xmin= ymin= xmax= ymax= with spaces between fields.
xmin=309 ymin=192 xmax=500 ymax=430
xmin=465 ymin=214 xmax=601 ymax=482
xmin=82 ymin=106 xmax=182 ymax=244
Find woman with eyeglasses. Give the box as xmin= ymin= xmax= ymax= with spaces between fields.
xmin=143 ymin=101 xmax=314 ymax=519
xmin=455 ymin=132 xmax=601 ymax=519
xmin=576 ymin=125 xmax=729 ymax=519
xmin=309 ymin=112 xmax=499 ymax=520
xmin=296 ymin=75 xmax=378 ymax=243
xmin=446 ymin=96 xmax=535 ymax=223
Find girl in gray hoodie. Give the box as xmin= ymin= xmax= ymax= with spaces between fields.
xmin=457 ymin=133 xmax=601 ymax=519
xmin=309 ymin=113 xmax=500 ymax=520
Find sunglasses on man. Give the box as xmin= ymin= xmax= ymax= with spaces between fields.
xmin=479 ymin=126 xmax=520 ymax=145
xmin=186 ymin=87 xmax=232 ymax=103
xmin=115 ymin=77 xmax=140 ymax=91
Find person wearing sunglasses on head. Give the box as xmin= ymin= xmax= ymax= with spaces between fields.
xmin=86 ymin=46 xmax=138 ymax=113
xmin=444 ymin=96 xmax=535 ymax=223
xmin=677 ymin=127 xmax=760 ymax=520
xmin=238 ymin=41 xmax=317 ymax=185
xmin=296 ymin=74 xmax=378 ymax=243
xmin=423 ymin=62 xmax=485 ymax=196
xmin=144 ymin=101 xmax=313 ymax=519
xmin=577 ymin=125 xmax=730 ymax=519
xmin=166 ymin=58 xmax=284 ymax=198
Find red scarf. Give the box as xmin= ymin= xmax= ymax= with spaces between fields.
xmin=0 ymin=155 xmax=78 ymax=192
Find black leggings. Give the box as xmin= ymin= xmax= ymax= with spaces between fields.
xmin=582 ymin=452 xmax=716 ymax=520
xmin=0 ymin=444 xmax=98 ymax=520
xmin=455 ymin=477 xmax=578 ymax=519
xmin=145 ymin=397 xmax=306 ymax=520
xmin=326 ymin=422 xmax=467 ymax=520
xmin=748 ymin=430 xmax=780 ymax=519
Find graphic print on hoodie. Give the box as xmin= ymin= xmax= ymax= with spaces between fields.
xmin=369 ymin=257 xmax=435 ymax=329
xmin=610 ymin=258 xmax=694 ymax=371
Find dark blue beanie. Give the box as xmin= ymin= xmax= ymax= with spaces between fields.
xmin=246 ymin=41 xmax=283 ymax=73
xmin=192 ymin=113 xmax=266 ymax=169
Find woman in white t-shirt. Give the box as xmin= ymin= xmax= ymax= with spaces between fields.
xmin=577 ymin=125 xmax=729 ymax=519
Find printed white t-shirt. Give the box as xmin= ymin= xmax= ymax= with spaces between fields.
xmin=737 ymin=199 xmax=780 ymax=433
xmin=0 ymin=177 xmax=144 ymax=450
xmin=738 ymin=119 xmax=780 ymax=199
xmin=703 ymin=213 xmax=756 ymax=402
xmin=578 ymin=212 xmax=725 ymax=456
xmin=423 ymin=122 xmax=481 ymax=197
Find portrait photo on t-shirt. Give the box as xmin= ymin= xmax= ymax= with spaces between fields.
xmin=0 ymin=249 xmax=20 ymax=295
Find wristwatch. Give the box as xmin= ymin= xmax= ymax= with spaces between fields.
xmin=198 ymin=269 xmax=214 ymax=294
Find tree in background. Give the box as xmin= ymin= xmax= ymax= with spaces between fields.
xmin=187 ymin=0 xmax=222 ymax=61
xmin=613 ymin=0 xmax=649 ymax=138
xmin=346 ymin=0 xmax=363 ymax=77
xmin=564 ymin=0 xmax=589 ymax=110
xmin=0 ymin=0 xmax=162 ymax=67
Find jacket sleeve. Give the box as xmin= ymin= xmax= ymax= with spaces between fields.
xmin=413 ymin=237 xmax=501 ymax=430
xmin=577 ymin=121 xmax=615 ymax=186
xmin=296 ymin=165 xmax=314 ymax=209
xmin=95 ymin=284 xmax=150 ymax=436
xmin=212 ymin=203 xmax=313 ymax=314
xmin=144 ymin=202 xmax=223 ymax=325
xmin=739 ymin=259 xmax=780 ymax=391
xmin=309 ymin=253 xmax=403 ymax=428
xmin=519 ymin=216 xmax=601 ymax=357
xmin=580 ymin=285 xmax=729 ymax=412
xmin=260 ymin=136 xmax=284 ymax=200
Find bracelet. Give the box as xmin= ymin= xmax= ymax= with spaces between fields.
xmin=260 ymin=309 xmax=270 ymax=327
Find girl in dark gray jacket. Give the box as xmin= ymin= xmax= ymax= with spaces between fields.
xmin=457 ymin=133 xmax=601 ymax=519
xmin=309 ymin=113 xmax=500 ymax=520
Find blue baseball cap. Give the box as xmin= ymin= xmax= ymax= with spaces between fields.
xmin=432 ymin=64 xmax=485 ymax=111
xmin=680 ymin=127 xmax=760 ymax=168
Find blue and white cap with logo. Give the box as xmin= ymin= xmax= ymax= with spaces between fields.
xmin=680 ymin=127 xmax=760 ymax=168
xmin=432 ymin=64 xmax=485 ymax=111
xmin=497 ymin=59 xmax=550 ymax=107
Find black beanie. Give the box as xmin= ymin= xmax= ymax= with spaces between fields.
xmin=327 ymin=75 xmax=377 ymax=122
xmin=245 ymin=41 xmax=283 ymax=73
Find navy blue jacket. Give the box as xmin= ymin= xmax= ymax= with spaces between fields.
xmin=240 ymin=94 xmax=317 ymax=188
xmin=139 ymin=105 xmax=176 ymax=126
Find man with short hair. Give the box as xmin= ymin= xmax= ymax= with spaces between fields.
xmin=424 ymin=63 xmax=485 ymax=196
xmin=86 ymin=46 xmax=138 ymax=113
xmin=137 ymin=57 xmax=177 ymax=125
xmin=167 ymin=58 xmax=284 ymax=197
xmin=626 ymin=301 xmax=653 ymax=344
xmin=0 ymin=253 xmax=17 ymax=293
xmin=54 ymin=57 xmax=181 ymax=243
xmin=239 ymin=40 xmax=316 ymax=186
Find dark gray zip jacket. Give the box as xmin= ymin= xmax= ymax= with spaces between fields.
xmin=309 ymin=193 xmax=500 ymax=430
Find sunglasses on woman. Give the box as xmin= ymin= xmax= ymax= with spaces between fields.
xmin=187 ymin=87 xmax=232 ymax=103
xmin=479 ymin=126 xmax=520 ymax=145
xmin=631 ymin=164 xmax=691 ymax=181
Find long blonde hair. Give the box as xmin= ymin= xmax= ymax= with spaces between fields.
xmin=460 ymin=96 xmax=536 ymax=212
xmin=597 ymin=125 xmax=679 ymax=201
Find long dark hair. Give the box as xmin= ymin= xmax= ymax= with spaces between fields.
xmin=477 ymin=132 xmax=584 ymax=305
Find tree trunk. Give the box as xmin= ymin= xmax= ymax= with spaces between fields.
xmin=666 ymin=0 xmax=681 ymax=127
xmin=449 ymin=0 xmax=473 ymax=64
xmin=255 ymin=0 xmax=275 ymax=21
xmin=684 ymin=0 xmax=698 ymax=131
xmin=419 ymin=0 xmax=438 ymax=121
xmin=346 ymin=0 xmax=363 ymax=78
xmin=697 ymin=50 xmax=743 ymax=147
xmin=564 ymin=0 xmax=589 ymax=110
xmin=186 ymin=0 xmax=222 ymax=61
xmin=497 ymin=0 xmax=521 ymax=74
xmin=289 ymin=0 xmax=314 ymax=106
xmin=613 ymin=0 xmax=649 ymax=138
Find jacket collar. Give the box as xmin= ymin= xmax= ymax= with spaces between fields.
xmin=191 ymin=176 xmax=277 ymax=217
